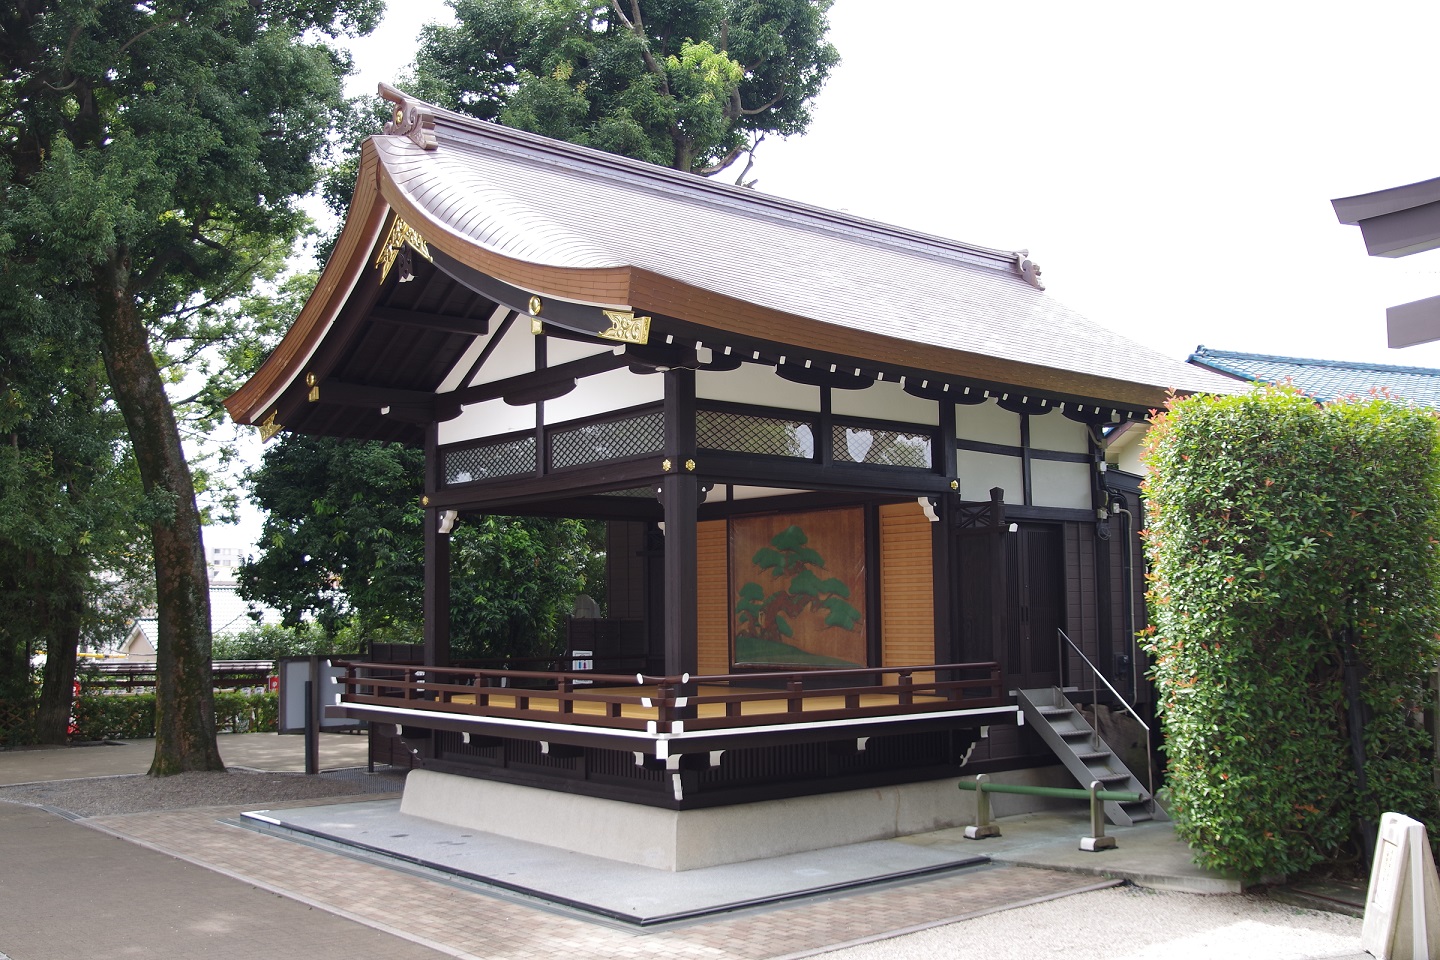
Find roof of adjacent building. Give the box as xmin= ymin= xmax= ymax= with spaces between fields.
xmin=227 ymin=86 xmax=1238 ymax=436
xmin=1188 ymin=346 xmax=1440 ymax=408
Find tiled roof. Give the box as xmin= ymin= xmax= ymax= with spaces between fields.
xmin=375 ymin=93 xmax=1236 ymax=399
xmin=1188 ymin=346 xmax=1440 ymax=408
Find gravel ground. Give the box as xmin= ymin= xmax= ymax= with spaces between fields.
xmin=817 ymin=884 xmax=1366 ymax=960
xmin=0 ymin=767 xmax=404 ymax=817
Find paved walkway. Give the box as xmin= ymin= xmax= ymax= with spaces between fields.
xmin=0 ymin=735 xmax=1370 ymax=960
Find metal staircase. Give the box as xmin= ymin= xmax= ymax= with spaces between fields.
xmin=1016 ymin=686 xmax=1168 ymax=826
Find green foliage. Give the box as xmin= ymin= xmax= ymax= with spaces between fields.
xmin=69 ymin=691 xmax=277 ymax=740
xmin=211 ymin=623 xmax=354 ymax=662
xmin=239 ymin=434 xmax=605 ymax=660
xmin=1142 ymin=385 xmax=1440 ymax=877
xmin=411 ymin=0 xmax=839 ymax=175
xmin=734 ymin=524 xmax=860 ymax=658
xmin=0 ymin=0 xmax=379 ymax=771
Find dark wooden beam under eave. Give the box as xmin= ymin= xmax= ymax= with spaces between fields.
xmin=368 ymin=304 xmax=491 ymax=338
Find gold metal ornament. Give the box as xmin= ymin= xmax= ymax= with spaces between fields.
xmin=306 ymin=371 xmax=319 ymax=402
xmin=374 ymin=217 xmax=433 ymax=282
xmin=598 ymin=310 xmax=652 ymax=345
xmin=258 ymin=411 xmax=283 ymax=441
xmin=949 ymin=480 xmax=959 ymax=491
xmin=528 ymin=296 xmax=543 ymax=316
xmin=531 ymin=317 xmax=543 ymax=336
xmin=685 ymin=459 xmax=696 ymax=472
xmin=422 ymin=495 xmax=430 ymax=506
xmin=662 ymin=459 xmax=672 ymax=472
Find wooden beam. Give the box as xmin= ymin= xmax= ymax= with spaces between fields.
xmin=368 ymin=304 xmax=491 ymax=337
xmin=454 ymin=350 xmax=627 ymax=407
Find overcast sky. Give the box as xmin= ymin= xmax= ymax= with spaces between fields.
xmin=346 ymin=0 xmax=1440 ymax=369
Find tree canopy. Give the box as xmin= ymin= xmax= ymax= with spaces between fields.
xmin=412 ymin=0 xmax=839 ymax=176
xmin=239 ymin=435 xmax=603 ymax=661
xmin=0 ymin=0 xmax=379 ymax=771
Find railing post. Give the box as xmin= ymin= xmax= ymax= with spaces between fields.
xmin=558 ymin=676 xmax=573 ymax=715
xmin=786 ymin=675 xmax=804 ymax=714
xmin=963 ymin=774 xmax=1001 ymax=839
xmin=1081 ymin=780 xmax=1117 ymax=851
xmin=898 ymin=670 xmax=914 ymax=706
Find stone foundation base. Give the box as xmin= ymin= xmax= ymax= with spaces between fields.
xmin=399 ymin=765 xmax=1072 ymax=871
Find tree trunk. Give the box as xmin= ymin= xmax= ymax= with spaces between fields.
xmin=93 ymin=256 xmax=223 ymax=774
xmin=35 ymin=567 xmax=83 ymax=745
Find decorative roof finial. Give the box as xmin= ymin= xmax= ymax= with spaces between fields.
xmin=1015 ymin=250 xmax=1044 ymax=290
xmin=379 ymin=83 xmax=437 ymax=151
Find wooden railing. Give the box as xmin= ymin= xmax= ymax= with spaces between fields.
xmin=330 ymin=660 xmax=1005 ymax=734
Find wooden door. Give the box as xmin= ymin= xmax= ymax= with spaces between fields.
xmin=1005 ymin=524 xmax=1064 ymax=690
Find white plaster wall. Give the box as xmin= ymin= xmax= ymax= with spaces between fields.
xmin=957 ymin=449 xmax=1023 ymax=503
xmin=469 ymin=315 xmax=535 ymax=386
xmin=438 ymin=396 xmax=536 ymax=446
xmin=544 ymin=367 xmax=664 ymax=424
xmin=1028 ymin=411 xmax=1091 ymax=454
xmin=697 ymin=364 xmax=821 ymax=412
xmin=1031 ymin=460 xmax=1094 ymax=510
xmin=957 ymin=399 xmax=1020 ymax=446
xmin=832 ymin=379 xmax=939 ymax=426
xmin=545 ymin=336 xmax=615 ymax=365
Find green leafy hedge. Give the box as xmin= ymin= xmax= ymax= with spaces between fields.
xmin=70 ymin=691 xmax=278 ymax=741
xmin=1142 ymin=385 xmax=1440 ymax=877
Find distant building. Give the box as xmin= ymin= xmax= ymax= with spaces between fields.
xmin=1188 ymin=346 xmax=1440 ymax=409
xmin=118 ymin=570 xmax=280 ymax=661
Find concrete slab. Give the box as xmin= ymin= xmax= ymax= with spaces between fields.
xmin=242 ymin=798 xmax=992 ymax=925
xmin=900 ymin=809 xmax=1245 ymax=894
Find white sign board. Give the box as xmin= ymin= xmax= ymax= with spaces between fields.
xmin=276 ymin=656 xmax=354 ymax=733
xmin=1362 ymin=812 xmax=1440 ymax=959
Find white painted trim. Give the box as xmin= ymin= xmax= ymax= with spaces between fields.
xmin=341 ymin=700 xmax=1019 ymax=758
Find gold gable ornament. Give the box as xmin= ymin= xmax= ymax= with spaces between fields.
xmin=258 ymin=411 xmax=283 ymax=442
xmin=375 ymin=217 xmax=434 ymax=283
xmin=599 ymin=310 xmax=651 ymax=345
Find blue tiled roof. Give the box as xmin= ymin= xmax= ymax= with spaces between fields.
xmin=1188 ymin=346 xmax=1440 ymax=409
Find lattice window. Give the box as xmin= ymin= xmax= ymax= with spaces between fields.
xmin=832 ymin=424 xmax=932 ymax=468
xmin=444 ymin=436 xmax=536 ymax=484
xmin=550 ymin=412 xmax=664 ymax=470
xmin=697 ymin=409 xmax=815 ymax=459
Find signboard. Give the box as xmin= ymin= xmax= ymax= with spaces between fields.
xmin=1362 ymin=812 xmax=1440 ymax=959
xmin=276 ymin=656 xmax=356 ymax=734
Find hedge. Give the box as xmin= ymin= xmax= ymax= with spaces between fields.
xmin=69 ymin=690 xmax=278 ymax=741
xmin=1142 ymin=385 xmax=1440 ymax=877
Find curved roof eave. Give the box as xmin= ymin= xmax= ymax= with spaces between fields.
xmin=225 ymin=145 xmax=391 ymax=427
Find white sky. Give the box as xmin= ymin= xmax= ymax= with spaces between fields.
xmin=346 ymin=0 xmax=1440 ymax=368
xmin=212 ymin=0 xmax=1440 ymax=552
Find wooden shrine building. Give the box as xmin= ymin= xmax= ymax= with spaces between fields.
xmin=227 ymin=86 xmax=1235 ymax=858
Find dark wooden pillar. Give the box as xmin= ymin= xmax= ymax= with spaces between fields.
xmin=661 ymin=368 xmax=698 ymax=679
xmin=424 ymin=424 xmax=451 ymax=667
xmin=424 ymin=510 xmax=452 ymax=667
xmin=988 ymin=486 xmax=1009 ymax=668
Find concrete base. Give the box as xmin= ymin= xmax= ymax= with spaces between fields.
xmin=400 ymin=765 xmax=1074 ymax=871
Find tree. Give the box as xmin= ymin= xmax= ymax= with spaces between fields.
xmin=0 ymin=1 xmax=380 ymax=772
xmin=1141 ymin=385 xmax=1440 ymax=877
xmin=0 ymin=315 xmax=151 ymax=743
xmin=412 ymin=0 xmax=839 ymax=177
xmin=239 ymin=434 xmax=603 ymax=660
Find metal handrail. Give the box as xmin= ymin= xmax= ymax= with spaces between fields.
xmin=1056 ymin=628 xmax=1158 ymax=814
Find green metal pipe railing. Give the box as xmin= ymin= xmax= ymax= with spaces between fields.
xmin=958 ymin=773 xmax=1134 ymax=850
